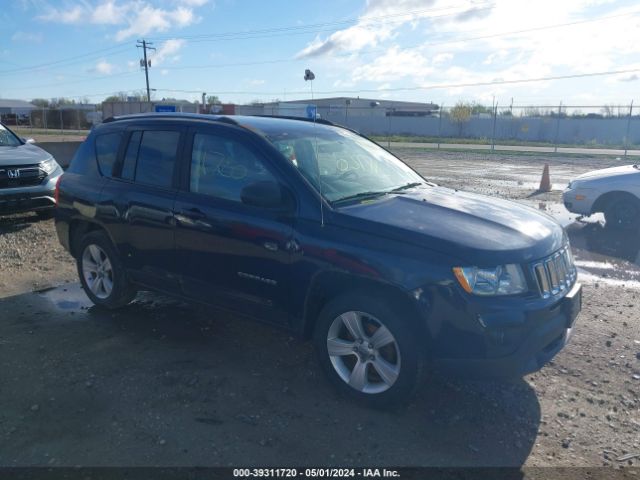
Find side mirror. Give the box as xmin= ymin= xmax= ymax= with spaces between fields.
xmin=22 ymin=137 xmax=36 ymax=144
xmin=240 ymin=181 xmax=293 ymax=210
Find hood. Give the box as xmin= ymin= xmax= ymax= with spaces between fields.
xmin=0 ymin=143 xmax=53 ymax=166
xmin=335 ymin=186 xmax=565 ymax=265
xmin=574 ymin=165 xmax=639 ymax=182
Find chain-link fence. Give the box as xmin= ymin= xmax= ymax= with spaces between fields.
xmin=317 ymin=102 xmax=638 ymax=155
xmin=0 ymin=107 xmax=100 ymax=141
xmin=2 ymin=102 xmax=638 ymax=154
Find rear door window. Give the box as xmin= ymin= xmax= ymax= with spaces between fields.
xmin=119 ymin=130 xmax=181 ymax=188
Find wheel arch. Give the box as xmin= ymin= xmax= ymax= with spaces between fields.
xmin=300 ymin=271 xmax=426 ymax=340
xmin=68 ymin=219 xmax=116 ymax=258
xmin=591 ymin=190 xmax=640 ymax=214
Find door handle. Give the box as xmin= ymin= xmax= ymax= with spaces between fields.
xmin=175 ymin=207 xmax=207 ymax=226
xmin=183 ymin=207 xmax=206 ymax=220
xmin=263 ymin=241 xmax=279 ymax=251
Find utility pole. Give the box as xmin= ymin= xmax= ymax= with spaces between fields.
xmin=137 ymin=39 xmax=155 ymax=102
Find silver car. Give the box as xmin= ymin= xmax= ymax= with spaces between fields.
xmin=563 ymin=164 xmax=640 ymax=229
xmin=0 ymin=122 xmax=62 ymax=217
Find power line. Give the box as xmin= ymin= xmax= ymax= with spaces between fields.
xmin=149 ymin=67 xmax=640 ymax=96
xmin=0 ymin=72 xmax=141 ymax=92
xmin=0 ymin=44 xmax=131 ymax=76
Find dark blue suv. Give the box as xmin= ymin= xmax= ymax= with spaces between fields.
xmin=55 ymin=113 xmax=582 ymax=407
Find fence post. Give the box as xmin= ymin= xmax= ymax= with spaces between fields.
xmin=387 ymin=108 xmax=394 ymax=149
xmin=624 ymin=100 xmax=634 ymax=159
xmin=437 ymin=104 xmax=444 ymax=150
xmin=553 ymin=101 xmax=562 ymax=153
xmin=491 ymin=102 xmax=498 ymax=151
xmin=60 ymin=110 xmax=64 ymax=138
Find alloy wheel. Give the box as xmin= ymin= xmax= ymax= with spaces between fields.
xmin=327 ymin=311 xmax=401 ymax=394
xmin=81 ymin=244 xmax=114 ymax=299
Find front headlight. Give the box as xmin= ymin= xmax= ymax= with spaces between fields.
xmin=39 ymin=157 xmax=58 ymax=175
xmin=453 ymin=264 xmax=527 ymax=296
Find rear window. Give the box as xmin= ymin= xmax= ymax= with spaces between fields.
xmin=67 ymin=137 xmax=98 ymax=176
xmin=95 ymin=132 xmax=122 ymax=177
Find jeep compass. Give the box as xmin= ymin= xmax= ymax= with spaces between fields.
xmin=55 ymin=113 xmax=582 ymax=406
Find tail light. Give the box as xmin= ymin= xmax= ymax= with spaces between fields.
xmin=54 ymin=175 xmax=63 ymax=206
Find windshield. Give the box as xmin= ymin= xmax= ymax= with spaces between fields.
xmin=266 ymin=126 xmax=424 ymax=203
xmin=0 ymin=124 xmax=22 ymax=147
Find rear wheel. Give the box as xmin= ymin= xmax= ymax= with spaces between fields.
xmin=604 ymin=195 xmax=640 ymax=230
xmin=77 ymin=231 xmax=137 ymax=309
xmin=313 ymin=293 xmax=424 ymax=408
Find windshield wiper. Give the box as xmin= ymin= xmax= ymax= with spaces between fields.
xmin=332 ymin=190 xmax=389 ymax=205
xmin=390 ymin=182 xmax=423 ymax=192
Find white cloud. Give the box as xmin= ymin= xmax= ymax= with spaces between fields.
xmin=11 ymin=31 xmax=43 ymax=43
xmin=37 ymin=1 xmax=204 ymax=40
xmin=38 ymin=5 xmax=84 ymax=23
xmin=432 ymin=52 xmax=453 ymax=66
xmin=352 ymin=46 xmax=432 ymax=83
xmin=90 ymin=0 xmax=128 ymax=24
xmin=92 ymin=59 xmax=116 ymax=74
xmin=177 ymin=0 xmax=210 ymax=6
xmin=295 ymin=0 xmax=495 ymax=58
xmin=249 ymin=79 xmax=265 ymax=85
xmin=150 ymin=39 xmax=186 ymax=66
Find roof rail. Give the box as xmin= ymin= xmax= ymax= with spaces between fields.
xmin=102 ymin=112 xmax=239 ymax=125
xmin=251 ymin=114 xmax=336 ymax=127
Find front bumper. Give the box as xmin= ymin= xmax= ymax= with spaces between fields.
xmin=563 ymin=187 xmax=595 ymax=215
xmin=0 ymin=170 xmax=61 ymax=215
xmin=431 ymin=282 xmax=582 ymax=378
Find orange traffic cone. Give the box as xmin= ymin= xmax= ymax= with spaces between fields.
xmin=538 ymin=164 xmax=551 ymax=192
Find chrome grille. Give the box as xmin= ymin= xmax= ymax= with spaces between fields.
xmin=532 ymin=246 xmax=576 ymax=298
xmin=0 ymin=164 xmax=45 ymax=189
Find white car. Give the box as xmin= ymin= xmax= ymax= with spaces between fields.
xmin=563 ymin=164 xmax=640 ymax=229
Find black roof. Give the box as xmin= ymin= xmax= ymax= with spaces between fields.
xmin=99 ymin=112 xmax=362 ymax=140
xmin=103 ymin=112 xmax=337 ymax=128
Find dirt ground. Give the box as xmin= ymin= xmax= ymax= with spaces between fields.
xmin=0 ymin=149 xmax=638 ymax=468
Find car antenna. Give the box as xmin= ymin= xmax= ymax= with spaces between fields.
xmin=305 ymin=68 xmax=324 ymax=227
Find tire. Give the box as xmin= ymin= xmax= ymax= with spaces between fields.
xmin=313 ymin=292 xmax=424 ymax=408
xmin=604 ymin=195 xmax=640 ymax=230
xmin=76 ymin=230 xmax=137 ymax=309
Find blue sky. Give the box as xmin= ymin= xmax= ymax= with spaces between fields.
xmin=0 ymin=0 xmax=639 ymax=108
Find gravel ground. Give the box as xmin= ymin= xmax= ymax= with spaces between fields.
xmin=0 ymin=149 xmax=638 ymax=468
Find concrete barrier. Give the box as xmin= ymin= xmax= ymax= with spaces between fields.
xmin=36 ymin=141 xmax=82 ymax=169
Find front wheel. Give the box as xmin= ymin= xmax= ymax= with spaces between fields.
xmin=77 ymin=231 xmax=137 ymax=309
xmin=313 ymin=293 xmax=424 ymax=408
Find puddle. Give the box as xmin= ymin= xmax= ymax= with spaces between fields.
xmin=36 ymin=283 xmax=93 ymax=314
xmin=32 ymin=283 xmax=216 ymax=343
